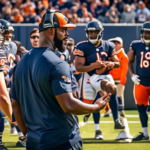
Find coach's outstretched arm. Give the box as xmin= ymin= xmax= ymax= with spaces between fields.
xmin=12 ymin=99 xmax=28 ymax=136
xmin=56 ymin=93 xmax=111 ymax=115
xmin=0 ymin=72 xmax=12 ymax=122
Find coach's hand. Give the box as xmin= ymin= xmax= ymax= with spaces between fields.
xmin=131 ymin=74 xmax=140 ymax=85
xmin=94 ymin=93 xmax=111 ymax=112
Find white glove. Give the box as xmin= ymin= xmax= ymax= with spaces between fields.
xmin=131 ymin=74 xmax=140 ymax=85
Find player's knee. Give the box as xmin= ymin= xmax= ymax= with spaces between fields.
xmin=106 ymin=82 xmax=116 ymax=95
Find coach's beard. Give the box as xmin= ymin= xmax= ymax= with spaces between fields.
xmin=54 ymin=29 xmax=65 ymax=53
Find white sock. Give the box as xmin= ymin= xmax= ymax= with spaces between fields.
xmin=142 ymin=127 xmax=149 ymax=137
xmin=18 ymin=132 xmax=23 ymax=138
xmin=94 ymin=124 xmax=99 ymax=131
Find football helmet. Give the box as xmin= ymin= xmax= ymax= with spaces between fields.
xmin=141 ymin=21 xmax=150 ymax=44
xmin=0 ymin=23 xmax=5 ymax=48
xmin=0 ymin=19 xmax=14 ymax=45
xmin=85 ymin=21 xmax=104 ymax=44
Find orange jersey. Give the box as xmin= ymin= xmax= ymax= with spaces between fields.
xmin=109 ymin=48 xmax=128 ymax=85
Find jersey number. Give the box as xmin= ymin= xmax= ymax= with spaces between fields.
xmin=8 ymin=53 xmax=15 ymax=68
xmin=96 ymin=52 xmax=108 ymax=61
xmin=140 ymin=51 xmax=150 ymax=68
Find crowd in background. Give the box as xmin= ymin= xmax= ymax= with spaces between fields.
xmin=0 ymin=0 xmax=150 ymax=24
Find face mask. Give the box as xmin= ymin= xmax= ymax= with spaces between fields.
xmin=53 ymin=29 xmax=65 ymax=53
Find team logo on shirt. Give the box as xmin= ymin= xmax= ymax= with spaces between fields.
xmin=146 ymin=47 xmax=149 ymax=50
xmin=62 ymin=75 xmax=71 ymax=83
xmin=60 ymin=55 xmax=65 ymax=60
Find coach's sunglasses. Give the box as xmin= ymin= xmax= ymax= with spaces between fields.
xmin=67 ymin=43 xmax=73 ymax=46
xmin=30 ymin=36 xmax=39 ymax=39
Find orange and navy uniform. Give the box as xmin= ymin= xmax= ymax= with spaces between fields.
xmin=130 ymin=40 xmax=150 ymax=106
xmin=74 ymin=40 xmax=115 ymax=104
xmin=109 ymin=48 xmax=128 ymax=85
xmin=0 ymin=50 xmax=7 ymax=72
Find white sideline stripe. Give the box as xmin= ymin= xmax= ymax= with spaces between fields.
xmin=79 ymin=121 xmax=150 ymax=127
xmin=101 ymin=115 xmax=150 ymax=117
xmin=125 ymin=115 xmax=150 ymax=117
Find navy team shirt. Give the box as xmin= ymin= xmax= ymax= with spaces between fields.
xmin=55 ymin=49 xmax=78 ymax=91
xmin=74 ymin=40 xmax=115 ymax=76
xmin=11 ymin=47 xmax=81 ymax=150
xmin=130 ymin=40 xmax=150 ymax=86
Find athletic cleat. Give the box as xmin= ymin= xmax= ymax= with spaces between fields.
xmin=104 ymin=109 xmax=111 ymax=117
xmin=0 ymin=142 xmax=8 ymax=150
xmin=114 ymin=119 xmax=125 ymax=129
xmin=95 ymin=130 xmax=103 ymax=140
xmin=16 ymin=136 xmax=26 ymax=147
xmin=133 ymin=132 xmax=149 ymax=141
xmin=16 ymin=141 xmax=26 ymax=147
xmin=83 ymin=114 xmax=91 ymax=123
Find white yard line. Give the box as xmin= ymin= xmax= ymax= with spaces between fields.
xmin=101 ymin=114 xmax=150 ymax=117
xmin=79 ymin=121 xmax=150 ymax=127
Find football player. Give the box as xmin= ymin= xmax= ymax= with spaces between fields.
xmin=74 ymin=21 xmax=132 ymax=141
xmin=0 ymin=23 xmax=12 ymax=150
xmin=128 ymin=21 xmax=150 ymax=140
xmin=0 ymin=20 xmax=25 ymax=147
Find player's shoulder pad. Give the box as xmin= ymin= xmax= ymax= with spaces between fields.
xmin=75 ymin=40 xmax=89 ymax=50
xmin=130 ymin=40 xmax=142 ymax=47
xmin=9 ymin=41 xmax=18 ymax=52
xmin=74 ymin=40 xmax=89 ymax=56
xmin=106 ymin=40 xmax=115 ymax=49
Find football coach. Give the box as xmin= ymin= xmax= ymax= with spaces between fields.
xmin=11 ymin=10 xmax=111 ymax=150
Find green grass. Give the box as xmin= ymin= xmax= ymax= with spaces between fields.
xmin=2 ymin=110 xmax=150 ymax=150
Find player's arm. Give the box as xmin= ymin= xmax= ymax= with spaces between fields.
xmin=108 ymin=55 xmax=120 ymax=68
xmin=75 ymin=56 xmax=105 ymax=73
xmin=0 ymin=72 xmax=12 ymax=122
xmin=52 ymin=62 xmax=111 ymax=115
xmin=12 ymin=99 xmax=27 ymax=135
xmin=128 ymin=47 xmax=135 ymax=76
xmin=56 ymin=92 xmax=111 ymax=115
xmin=128 ymin=46 xmax=140 ymax=85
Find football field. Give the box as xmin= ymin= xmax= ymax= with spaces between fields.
xmin=2 ymin=110 xmax=150 ymax=150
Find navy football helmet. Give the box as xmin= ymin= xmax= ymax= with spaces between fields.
xmin=85 ymin=21 xmax=104 ymax=44
xmin=141 ymin=21 xmax=150 ymax=44
xmin=0 ymin=23 xmax=5 ymax=48
xmin=0 ymin=19 xmax=14 ymax=45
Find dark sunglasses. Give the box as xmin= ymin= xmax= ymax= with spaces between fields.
xmin=67 ymin=43 xmax=73 ymax=46
xmin=30 ymin=36 xmax=39 ymax=39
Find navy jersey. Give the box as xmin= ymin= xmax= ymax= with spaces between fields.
xmin=3 ymin=42 xmax=17 ymax=68
xmin=11 ymin=47 xmax=81 ymax=150
xmin=0 ymin=49 xmax=7 ymax=72
xmin=130 ymin=40 xmax=150 ymax=86
xmin=55 ymin=49 xmax=71 ymax=64
xmin=74 ymin=40 xmax=115 ymax=76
